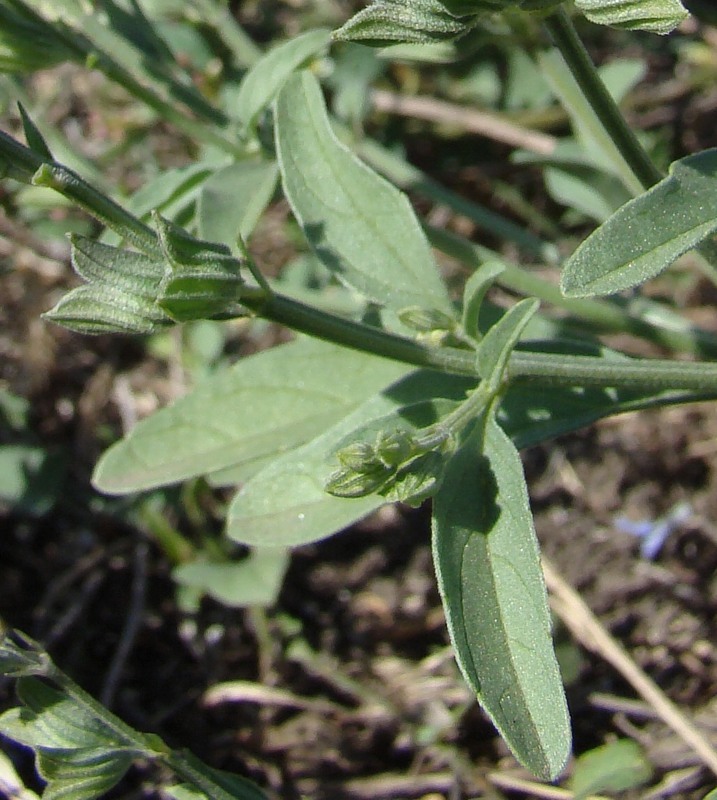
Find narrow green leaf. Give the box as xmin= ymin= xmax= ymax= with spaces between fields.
xmin=122 ymin=163 xmax=213 ymax=222
xmin=545 ymin=164 xmax=630 ymax=223
xmin=274 ymin=71 xmax=453 ymax=315
xmin=561 ymin=150 xmax=717 ymax=297
xmin=197 ymin=160 xmax=279 ymax=250
xmin=227 ymin=371 xmax=469 ymax=547
xmin=93 ymin=339 xmax=409 ymax=494
xmin=432 ymin=415 xmax=571 ymax=780
xmin=461 ymin=261 xmax=505 ymax=339
xmin=575 ymin=0 xmax=688 ymax=34
xmin=235 ymin=29 xmax=332 ymax=128
xmin=476 ymin=298 xmax=539 ymax=389
xmin=18 ymin=103 xmax=52 ymax=159
xmin=570 ymin=740 xmax=652 ymax=799
xmin=537 ymin=50 xmax=643 ymax=194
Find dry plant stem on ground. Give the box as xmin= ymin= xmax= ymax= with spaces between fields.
xmin=542 ymin=557 xmax=717 ymax=777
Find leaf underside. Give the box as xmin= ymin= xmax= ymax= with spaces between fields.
xmin=432 ymin=416 xmax=571 ymax=780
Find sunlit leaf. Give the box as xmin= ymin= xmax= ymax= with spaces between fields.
xmin=197 ymin=160 xmax=279 ymax=250
xmin=275 ymin=70 xmax=453 ymax=315
xmin=561 ymin=150 xmax=717 ymax=297
xmin=432 ymin=415 xmax=571 ymax=779
xmin=94 ymin=339 xmax=409 ymax=494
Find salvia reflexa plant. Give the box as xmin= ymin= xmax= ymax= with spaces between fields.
xmin=1 ymin=0 xmax=716 ymax=792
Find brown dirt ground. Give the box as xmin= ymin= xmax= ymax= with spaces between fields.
xmin=1 ymin=246 xmax=717 ymax=799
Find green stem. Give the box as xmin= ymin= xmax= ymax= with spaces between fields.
xmin=427 ymin=225 xmax=717 ymax=358
xmin=32 ymin=162 xmax=162 ymax=257
xmin=244 ymin=291 xmax=717 ymax=394
xmin=6 ymin=133 xmax=717 ymax=396
xmin=51 ymin=19 xmax=245 ymax=158
xmin=542 ymin=8 xmax=662 ymax=192
xmin=46 ymin=661 xmax=159 ymax=753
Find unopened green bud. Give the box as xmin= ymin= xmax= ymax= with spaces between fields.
xmin=398 ymin=306 xmax=456 ymax=334
xmin=325 ymin=465 xmax=391 ymax=498
xmin=0 ymin=630 xmax=51 ymax=678
xmin=155 ymin=213 xmax=246 ymax=322
xmin=375 ymin=429 xmax=416 ymax=467
xmin=336 ymin=441 xmax=382 ymax=472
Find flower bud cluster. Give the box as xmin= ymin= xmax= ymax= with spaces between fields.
xmin=326 ymin=427 xmax=453 ymax=507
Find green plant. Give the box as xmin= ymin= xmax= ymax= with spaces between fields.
xmin=0 ymin=631 xmax=266 ymax=800
xmin=1 ymin=0 xmax=716 ymax=791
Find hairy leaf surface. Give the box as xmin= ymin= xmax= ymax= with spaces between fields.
xmin=275 ymin=71 xmax=453 ymax=314
xmin=575 ymin=0 xmax=688 ymax=33
xmin=561 ymin=149 xmax=717 ymax=297
xmin=93 ymin=339 xmax=409 ymax=494
xmin=227 ymin=372 xmax=469 ymax=546
xmin=197 ymin=160 xmax=279 ymax=250
xmin=432 ymin=416 xmax=571 ymax=779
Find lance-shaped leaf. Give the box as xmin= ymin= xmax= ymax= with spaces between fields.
xmin=44 ymin=237 xmax=172 ymax=335
xmin=236 ymin=29 xmax=332 ymax=128
xmin=561 ymin=149 xmax=717 ymax=297
xmin=93 ymin=339 xmax=410 ymax=494
xmin=18 ymin=103 xmax=52 ymax=159
xmin=574 ymin=0 xmax=688 ymax=34
xmin=275 ymin=70 xmax=453 ymax=315
xmin=476 ymin=298 xmax=539 ymax=390
xmin=432 ymin=415 xmax=571 ymax=779
xmin=333 ymin=0 xmax=478 ymax=45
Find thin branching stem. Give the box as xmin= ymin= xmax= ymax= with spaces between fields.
xmin=542 ymin=8 xmax=663 ymax=192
